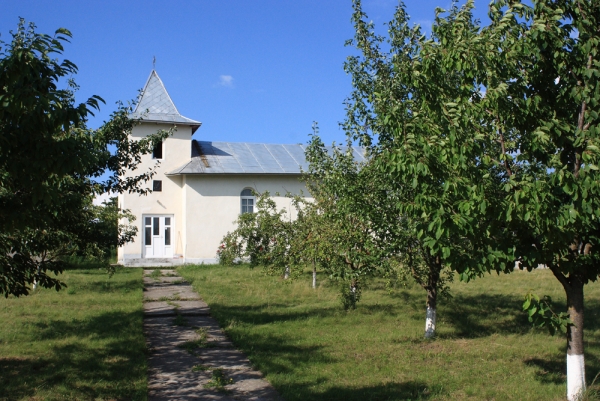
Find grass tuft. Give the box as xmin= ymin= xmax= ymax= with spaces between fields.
xmin=173 ymin=314 xmax=189 ymax=327
xmin=192 ymin=363 xmax=211 ymax=372
xmin=177 ymin=328 xmax=213 ymax=354
xmin=149 ymin=269 xmax=162 ymax=279
xmin=203 ymin=368 xmax=234 ymax=391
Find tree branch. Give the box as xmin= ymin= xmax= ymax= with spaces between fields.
xmin=550 ymin=264 xmax=570 ymax=290
xmin=498 ymin=127 xmax=513 ymax=177
xmin=574 ymin=54 xmax=593 ymax=179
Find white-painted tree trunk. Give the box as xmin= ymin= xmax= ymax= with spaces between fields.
xmin=424 ymin=305 xmax=436 ymax=339
xmin=560 ymin=275 xmax=586 ymax=401
xmin=284 ymin=265 xmax=290 ymax=280
xmin=312 ymin=262 xmax=316 ymax=289
xmin=32 ymin=266 xmax=41 ymax=290
xmin=567 ymin=353 xmax=586 ymax=401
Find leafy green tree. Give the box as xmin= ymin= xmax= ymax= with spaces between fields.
xmin=82 ymin=197 xmax=137 ymax=258
xmin=303 ymin=132 xmax=391 ymax=310
xmin=344 ymin=2 xmax=496 ymax=336
xmin=218 ymin=191 xmax=299 ymax=277
xmin=0 ymin=20 xmax=169 ymax=297
xmin=344 ymin=0 xmax=599 ymax=398
xmin=306 ymin=127 xmax=453 ymax=330
xmin=487 ymin=3 xmax=600 ymax=398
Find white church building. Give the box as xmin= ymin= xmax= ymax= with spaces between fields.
xmin=118 ymin=71 xmax=368 ymax=266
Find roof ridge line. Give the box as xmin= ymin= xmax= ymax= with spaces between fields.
xmin=133 ymin=70 xmax=179 ymax=115
xmin=151 ymin=70 xmax=180 ymax=115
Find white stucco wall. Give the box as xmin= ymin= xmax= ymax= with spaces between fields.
xmin=182 ymin=174 xmax=307 ymax=263
xmin=118 ymin=123 xmax=191 ymax=261
xmin=117 ymin=121 xmax=311 ymax=265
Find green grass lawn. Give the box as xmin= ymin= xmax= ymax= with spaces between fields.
xmin=179 ymin=265 xmax=600 ymax=401
xmin=0 ymin=264 xmax=147 ymax=401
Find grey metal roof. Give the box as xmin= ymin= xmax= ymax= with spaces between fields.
xmin=130 ymin=70 xmax=201 ymax=133
xmin=167 ymin=140 xmax=367 ymax=175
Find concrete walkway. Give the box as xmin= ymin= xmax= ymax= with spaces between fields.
xmin=143 ymin=269 xmax=282 ymax=401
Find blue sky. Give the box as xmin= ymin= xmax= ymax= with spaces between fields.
xmin=2 ymin=0 xmax=491 ymax=145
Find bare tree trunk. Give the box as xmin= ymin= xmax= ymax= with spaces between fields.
xmin=312 ymin=260 xmax=317 ymax=289
xmin=424 ymin=257 xmax=441 ymax=339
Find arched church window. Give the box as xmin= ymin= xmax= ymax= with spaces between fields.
xmin=241 ymin=188 xmax=255 ymax=214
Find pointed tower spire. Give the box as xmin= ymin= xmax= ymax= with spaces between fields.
xmin=130 ymin=70 xmax=201 ymax=133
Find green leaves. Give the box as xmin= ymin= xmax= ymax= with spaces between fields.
xmin=0 ymin=20 xmax=171 ymax=297
xmin=343 ymin=0 xmax=600 ymax=365
xmin=522 ymin=292 xmax=572 ymax=336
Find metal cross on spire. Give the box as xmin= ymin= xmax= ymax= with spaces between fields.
xmin=153 ymin=56 xmax=156 ymax=70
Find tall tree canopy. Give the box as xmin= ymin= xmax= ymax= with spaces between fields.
xmin=344 ymin=0 xmax=599 ymax=399
xmin=0 ymin=20 xmax=169 ymax=297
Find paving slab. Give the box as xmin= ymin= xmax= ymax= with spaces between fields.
xmin=143 ymin=285 xmax=201 ymax=301
xmin=227 ymin=368 xmax=282 ymax=400
xmin=144 ymin=269 xmax=282 ymax=401
xmin=196 ymin=348 xmax=254 ymax=370
xmin=185 ymin=316 xmax=235 ymax=346
xmin=144 ymin=276 xmax=188 ymax=286
xmin=144 ymin=300 xmax=210 ymax=317
xmin=144 ymin=269 xmax=178 ymax=276
xmin=145 ymin=318 xmax=202 ymax=350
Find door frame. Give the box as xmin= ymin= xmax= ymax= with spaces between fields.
xmin=142 ymin=214 xmax=174 ymax=258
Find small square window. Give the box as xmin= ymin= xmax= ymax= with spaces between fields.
xmin=153 ymin=180 xmax=162 ymax=192
xmin=153 ymin=141 xmax=163 ymax=159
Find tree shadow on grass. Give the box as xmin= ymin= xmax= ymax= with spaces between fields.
xmin=438 ymin=294 xmax=600 ymax=387
xmin=196 ymin=309 xmax=438 ymax=401
xmin=72 ymin=278 xmax=144 ymax=294
xmin=525 ymin=343 xmax=600 ymax=386
xmin=0 ymin=310 xmax=147 ymax=400
xmin=435 ymin=293 xmax=547 ymax=338
xmin=209 ymin=303 xmax=345 ymax=327
xmin=31 ymin=310 xmax=144 ymax=341
xmin=225 ymin=330 xmax=334 ymax=376
xmin=280 ymin=381 xmax=437 ymax=401
xmin=438 ymin=294 xmax=600 ymax=338
xmin=524 ymin=355 xmax=567 ymax=385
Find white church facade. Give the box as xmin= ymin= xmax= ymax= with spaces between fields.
xmin=117 ymin=70 xmax=321 ymax=266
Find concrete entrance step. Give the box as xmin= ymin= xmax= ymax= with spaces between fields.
xmin=124 ymin=258 xmax=185 ymax=267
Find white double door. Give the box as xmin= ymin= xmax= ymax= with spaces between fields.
xmin=143 ymin=215 xmax=173 ymax=258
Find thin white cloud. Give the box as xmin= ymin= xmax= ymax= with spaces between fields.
xmin=218 ymin=75 xmax=234 ymax=88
